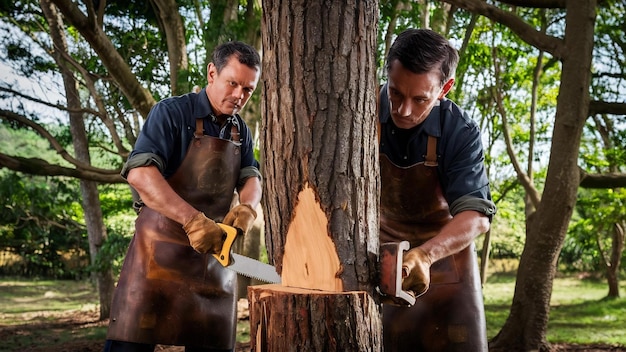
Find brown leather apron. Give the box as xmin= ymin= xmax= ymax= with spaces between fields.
xmin=380 ymin=137 xmax=487 ymax=352
xmin=107 ymin=119 xmax=241 ymax=349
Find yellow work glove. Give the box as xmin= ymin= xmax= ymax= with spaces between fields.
xmin=401 ymin=247 xmax=432 ymax=298
xmin=222 ymin=203 xmax=257 ymax=235
xmin=183 ymin=212 xmax=226 ymax=254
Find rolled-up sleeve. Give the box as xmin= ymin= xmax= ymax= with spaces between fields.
xmin=120 ymin=153 xmax=165 ymax=179
xmin=121 ymin=98 xmax=192 ymax=179
xmin=441 ymin=114 xmax=496 ymax=220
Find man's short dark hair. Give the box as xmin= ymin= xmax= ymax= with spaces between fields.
xmin=212 ymin=41 xmax=261 ymax=73
xmin=386 ymin=29 xmax=459 ymax=86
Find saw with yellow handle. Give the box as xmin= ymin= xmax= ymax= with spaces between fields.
xmin=214 ymin=223 xmax=281 ymax=284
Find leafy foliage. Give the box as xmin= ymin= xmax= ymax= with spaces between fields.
xmin=564 ymin=189 xmax=626 ymax=274
xmin=0 ymin=170 xmax=88 ymax=278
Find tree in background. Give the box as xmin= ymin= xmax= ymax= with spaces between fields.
xmin=437 ymin=0 xmax=625 ymax=350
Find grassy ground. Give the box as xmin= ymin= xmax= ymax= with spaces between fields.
xmin=483 ymin=273 xmax=626 ymax=347
xmin=0 ymin=279 xmax=107 ymax=352
xmin=0 ymin=274 xmax=625 ymax=351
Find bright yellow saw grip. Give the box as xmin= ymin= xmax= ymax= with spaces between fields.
xmin=214 ymin=223 xmax=240 ymax=266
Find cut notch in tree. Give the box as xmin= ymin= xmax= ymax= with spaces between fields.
xmin=281 ymin=183 xmax=343 ymax=292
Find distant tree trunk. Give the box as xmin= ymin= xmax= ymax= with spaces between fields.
xmin=255 ymin=0 xmax=381 ymax=350
xmin=150 ymin=0 xmax=189 ymax=95
xmin=480 ymin=229 xmax=491 ymax=284
xmin=237 ymin=204 xmax=263 ymax=299
xmin=489 ymin=1 xmax=596 ymax=350
xmin=605 ymin=223 xmax=623 ymax=298
xmin=42 ymin=0 xmax=114 ymax=320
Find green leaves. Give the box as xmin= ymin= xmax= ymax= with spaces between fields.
xmin=0 ymin=170 xmax=87 ymax=278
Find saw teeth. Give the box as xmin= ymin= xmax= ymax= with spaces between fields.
xmin=237 ymin=272 xmax=269 ymax=282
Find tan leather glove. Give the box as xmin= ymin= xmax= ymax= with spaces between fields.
xmin=223 ymin=203 xmax=257 ymax=235
xmin=183 ymin=212 xmax=226 ymax=254
xmin=401 ymin=247 xmax=432 ymax=298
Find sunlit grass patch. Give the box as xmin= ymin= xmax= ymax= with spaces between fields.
xmin=0 ymin=279 xmax=98 ymax=323
xmin=548 ymin=296 xmax=626 ymax=345
xmin=483 ymin=272 xmax=626 ymax=346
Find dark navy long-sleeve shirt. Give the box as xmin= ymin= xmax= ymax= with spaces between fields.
xmin=121 ymin=88 xmax=260 ymax=185
xmin=379 ymin=84 xmax=496 ymax=218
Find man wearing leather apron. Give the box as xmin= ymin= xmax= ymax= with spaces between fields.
xmin=379 ymin=29 xmax=497 ymax=351
xmin=104 ymin=41 xmax=262 ymax=352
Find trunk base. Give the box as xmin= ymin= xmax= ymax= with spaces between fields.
xmin=248 ymin=284 xmax=382 ymax=352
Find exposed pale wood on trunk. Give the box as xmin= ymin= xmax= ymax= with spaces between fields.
xmin=282 ymin=184 xmax=343 ymax=291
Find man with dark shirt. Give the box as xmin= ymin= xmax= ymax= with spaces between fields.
xmin=379 ymin=29 xmax=496 ymax=351
xmin=104 ymin=41 xmax=262 ymax=352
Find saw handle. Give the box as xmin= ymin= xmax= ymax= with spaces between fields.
xmin=214 ymin=223 xmax=241 ymax=266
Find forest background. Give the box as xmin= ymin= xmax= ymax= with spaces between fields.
xmin=0 ymin=0 xmax=625 ymax=351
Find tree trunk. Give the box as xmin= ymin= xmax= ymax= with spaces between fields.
xmin=257 ymin=0 xmax=380 ymax=350
xmin=606 ymin=223 xmax=623 ymax=298
xmin=490 ymin=1 xmax=596 ymax=351
xmin=150 ymin=0 xmax=189 ymax=95
xmin=480 ymin=229 xmax=491 ymax=285
xmin=42 ymin=0 xmax=115 ymax=320
xmin=237 ymin=204 xmax=263 ymax=299
xmin=249 ymin=285 xmax=381 ymax=352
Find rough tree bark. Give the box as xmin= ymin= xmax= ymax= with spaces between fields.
xmin=254 ymin=0 xmax=381 ymax=350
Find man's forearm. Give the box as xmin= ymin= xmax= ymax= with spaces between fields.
xmin=237 ymin=176 xmax=262 ymax=208
xmin=419 ymin=210 xmax=490 ymax=263
xmin=127 ymin=165 xmax=199 ymax=225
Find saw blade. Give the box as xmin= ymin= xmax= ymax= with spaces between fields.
xmin=227 ymin=253 xmax=281 ymax=284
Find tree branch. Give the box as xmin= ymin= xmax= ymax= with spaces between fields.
xmin=0 ymin=86 xmax=100 ymax=117
xmin=493 ymin=47 xmax=542 ymax=208
xmin=55 ymin=48 xmax=130 ymax=157
xmin=0 ymin=109 xmax=120 ymax=175
xmin=496 ymin=0 xmax=565 ymax=9
xmin=441 ymin=0 xmax=565 ymax=59
xmin=50 ymin=0 xmax=156 ymax=118
xmin=0 ymin=153 xmax=125 ymax=183
xmin=579 ymin=168 xmax=626 ymax=189
xmin=588 ymin=100 xmax=626 ymax=116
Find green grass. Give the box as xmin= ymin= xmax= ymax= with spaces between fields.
xmin=0 ymin=278 xmax=250 ymax=351
xmin=0 ymin=279 xmax=99 ymax=322
xmin=0 ymin=279 xmax=107 ymax=351
xmin=483 ymin=273 xmax=626 ymax=346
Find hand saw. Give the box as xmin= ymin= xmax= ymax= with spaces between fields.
xmin=214 ymin=223 xmax=281 ymax=284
